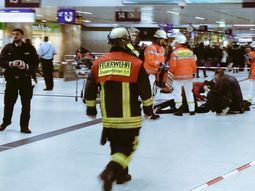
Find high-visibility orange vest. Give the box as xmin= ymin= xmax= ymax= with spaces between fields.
xmin=248 ymin=51 xmax=255 ymax=80
xmin=169 ymin=47 xmax=197 ymax=80
xmin=144 ymin=43 xmax=165 ymax=74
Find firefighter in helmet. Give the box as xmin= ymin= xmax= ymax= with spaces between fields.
xmin=84 ymin=26 xmax=156 ymax=191
xmin=169 ymin=32 xmax=197 ymax=116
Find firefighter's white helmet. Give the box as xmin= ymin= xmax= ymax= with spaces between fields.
xmin=174 ymin=32 xmax=187 ymax=44
xmin=108 ymin=27 xmax=130 ymax=40
xmin=250 ymin=41 xmax=255 ymax=48
xmin=153 ymin=30 xmax=167 ymax=39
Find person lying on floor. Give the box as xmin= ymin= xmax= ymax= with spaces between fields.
xmin=154 ymin=82 xmax=207 ymax=114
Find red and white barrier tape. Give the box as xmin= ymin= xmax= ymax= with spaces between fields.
xmin=190 ymin=161 xmax=255 ymax=191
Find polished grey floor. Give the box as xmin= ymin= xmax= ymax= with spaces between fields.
xmin=0 ymin=70 xmax=255 ymax=191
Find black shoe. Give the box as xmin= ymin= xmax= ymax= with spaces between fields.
xmin=189 ymin=111 xmax=196 ymax=115
xmin=100 ymin=169 xmax=115 ymax=191
xmin=43 ymin=88 xmax=53 ymax=91
xmin=0 ymin=124 xmax=7 ymax=131
xmin=150 ymin=113 xmax=160 ymax=120
xmin=174 ymin=110 xmax=183 ymax=116
xmin=20 ymin=128 xmax=32 ymax=134
xmin=116 ymin=174 xmax=132 ymax=184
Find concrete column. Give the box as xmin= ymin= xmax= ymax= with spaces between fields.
xmin=61 ymin=24 xmax=81 ymax=58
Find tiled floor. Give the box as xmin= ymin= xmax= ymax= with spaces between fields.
xmin=0 ymin=70 xmax=255 ymax=191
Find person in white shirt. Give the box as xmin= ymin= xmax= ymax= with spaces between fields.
xmin=38 ymin=36 xmax=57 ymax=90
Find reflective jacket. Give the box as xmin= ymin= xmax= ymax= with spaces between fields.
xmin=169 ymin=47 xmax=197 ymax=80
xmin=84 ymin=47 xmax=153 ymax=129
xmin=248 ymin=51 xmax=255 ymax=80
xmin=144 ymin=43 xmax=165 ymax=74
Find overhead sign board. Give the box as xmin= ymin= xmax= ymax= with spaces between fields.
xmin=0 ymin=9 xmax=35 ymax=22
xmin=5 ymin=0 xmax=41 ymax=8
xmin=57 ymin=9 xmax=76 ymax=24
xmin=115 ymin=11 xmax=141 ymax=22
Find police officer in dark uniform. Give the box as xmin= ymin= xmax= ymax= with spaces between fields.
xmin=0 ymin=28 xmax=39 ymax=133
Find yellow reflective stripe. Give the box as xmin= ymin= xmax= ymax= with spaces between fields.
xmin=100 ymin=82 xmax=107 ymax=117
xmin=122 ymin=82 xmax=131 ymax=118
xmin=143 ymin=97 xmax=153 ymax=107
xmin=176 ymin=56 xmax=195 ymax=60
xmin=103 ymin=121 xmax=141 ymax=128
xmin=85 ymin=100 xmax=96 ymax=107
xmin=132 ymin=49 xmax=140 ymax=57
xmin=112 ymin=153 xmax=128 ymax=169
xmin=176 ymin=50 xmax=193 ymax=57
xmin=127 ymin=44 xmax=140 ymax=57
xmin=103 ymin=116 xmax=142 ymax=123
xmin=127 ymin=43 xmax=134 ymax=50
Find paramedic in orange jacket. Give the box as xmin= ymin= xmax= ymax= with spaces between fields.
xmin=84 ymin=26 xmax=156 ymax=191
xmin=144 ymin=29 xmax=167 ymax=95
xmin=247 ymin=41 xmax=255 ymax=104
xmin=169 ymin=33 xmax=197 ymax=116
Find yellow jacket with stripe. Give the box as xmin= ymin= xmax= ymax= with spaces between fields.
xmin=84 ymin=47 xmax=153 ymax=129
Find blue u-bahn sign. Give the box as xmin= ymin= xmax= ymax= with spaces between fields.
xmin=57 ymin=9 xmax=76 ymax=24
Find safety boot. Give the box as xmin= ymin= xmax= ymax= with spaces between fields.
xmin=174 ymin=106 xmax=183 ymax=116
xmin=100 ymin=168 xmax=115 ymax=191
xmin=116 ymin=174 xmax=132 ymax=184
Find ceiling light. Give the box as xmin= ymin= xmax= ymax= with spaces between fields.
xmin=41 ymin=19 xmax=47 ymax=23
xmin=82 ymin=20 xmax=91 ymax=23
xmin=76 ymin=11 xmax=92 ymax=15
xmin=195 ymin=16 xmax=205 ymax=20
xmin=250 ymin=28 xmax=255 ymax=30
xmin=167 ymin=11 xmax=180 ymax=15
xmin=216 ymin=20 xmax=225 ymax=24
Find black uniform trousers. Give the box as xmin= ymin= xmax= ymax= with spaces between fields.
xmin=102 ymin=128 xmax=140 ymax=179
xmin=41 ymin=58 xmax=54 ymax=90
xmin=2 ymin=77 xmax=33 ymax=129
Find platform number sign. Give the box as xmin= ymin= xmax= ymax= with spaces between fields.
xmin=115 ymin=11 xmax=141 ymax=22
xmin=5 ymin=0 xmax=41 ymax=7
xmin=57 ymin=9 xmax=76 ymax=24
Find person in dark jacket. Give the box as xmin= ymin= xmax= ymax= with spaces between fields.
xmin=194 ymin=42 xmax=207 ymax=78
xmin=0 ymin=28 xmax=39 ymax=133
xmin=84 ymin=26 xmax=157 ymax=191
xmin=225 ymin=74 xmax=244 ymax=112
xmin=206 ymin=69 xmax=232 ymax=115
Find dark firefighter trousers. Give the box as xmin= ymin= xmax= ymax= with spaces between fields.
xmin=101 ymin=127 xmax=140 ymax=179
xmin=2 ymin=77 xmax=33 ymax=129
